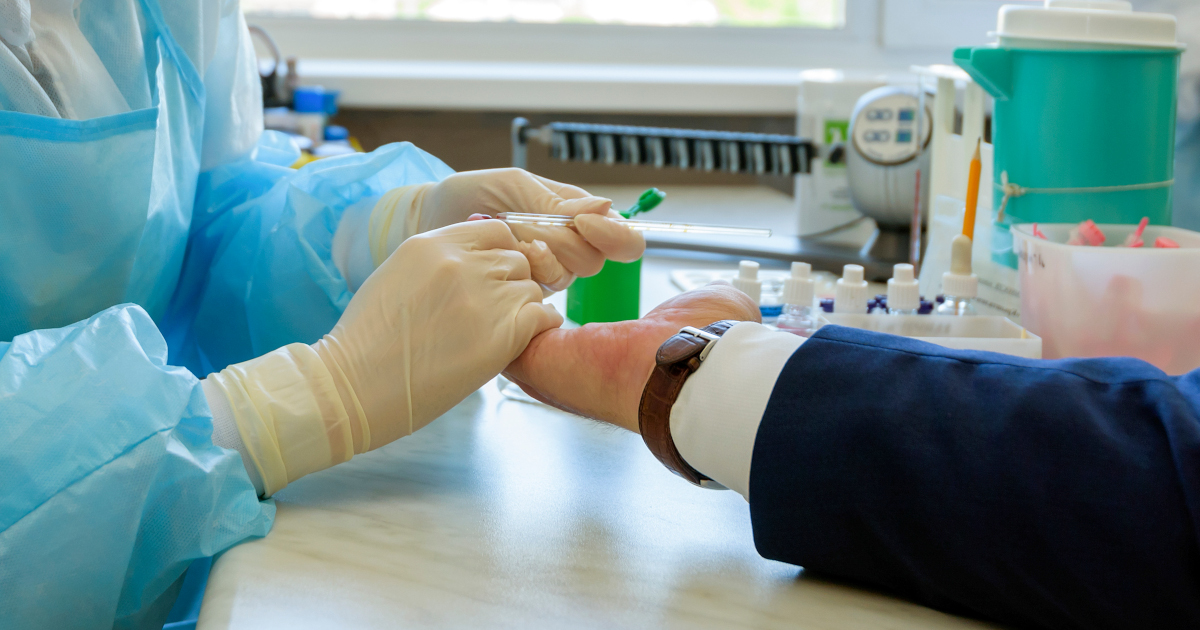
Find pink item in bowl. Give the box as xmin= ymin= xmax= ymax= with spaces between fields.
xmin=1066 ymin=219 xmax=1107 ymax=246
xmin=1012 ymin=223 xmax=1200 ymax=375
xmin=1156 ymin=237 xmax=1180 ymax=248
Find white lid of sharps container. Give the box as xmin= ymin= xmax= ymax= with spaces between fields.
xmin=994 ymin=1 xmax=1183 ymax=50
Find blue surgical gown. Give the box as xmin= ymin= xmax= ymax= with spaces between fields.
xmin=0 ymin=0 xmax=452 ymax=627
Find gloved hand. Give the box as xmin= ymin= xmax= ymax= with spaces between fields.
xmin=369 ymin=168 xmax=645 ymax=291
xmin=205 ymin=220 xmax=563 ymax=496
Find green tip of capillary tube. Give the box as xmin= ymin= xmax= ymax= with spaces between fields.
xmin=621 ymin=188 xmax=666 ymax=219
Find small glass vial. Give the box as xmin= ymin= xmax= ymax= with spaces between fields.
xmin=887 ymin=264 xmax=921 ymax=315
xmin=777 ymin=262 xmax=820 ymax=337
xmin=936 ymin=234 xmax=978 ymax=316
xmin=936 ymin=295 xmax=978 ymax=316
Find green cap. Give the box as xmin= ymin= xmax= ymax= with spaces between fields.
xmin=621 ymin=188 xmax=666 ymax=219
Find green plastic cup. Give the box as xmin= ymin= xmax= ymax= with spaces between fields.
xmin=567 ymin=258 xmax=642 ymax=324
xmin=564 ymin=188 xmax=663 ymax=325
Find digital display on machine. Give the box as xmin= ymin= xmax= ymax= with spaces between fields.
xmin=852 ymin=91 xmax=929 ymax=165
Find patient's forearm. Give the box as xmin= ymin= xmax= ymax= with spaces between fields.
xmin=504 ymin=283 xmax=761 ymax=433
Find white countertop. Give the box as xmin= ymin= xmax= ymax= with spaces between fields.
xmin=199 ymin=188 xmax=992 ymax=629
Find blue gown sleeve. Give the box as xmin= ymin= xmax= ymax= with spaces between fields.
xmin=0 ymin=304 xmax=274 ymax=629
xmin=748 ymin=325 xmax=1200 ymax=628
xmin=159 ymin=0 xmax=455 ymax=377
xmin=162 ymin=137 xmax=454 ymax=376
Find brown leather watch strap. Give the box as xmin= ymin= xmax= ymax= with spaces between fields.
xmin=638 ymin=320 xmax=738 ymax=487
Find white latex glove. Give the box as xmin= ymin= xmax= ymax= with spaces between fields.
xmin=369 ymin=168 xmax=645 ymax=292
xmin=205 ymin=220 xmax=563 ymax=496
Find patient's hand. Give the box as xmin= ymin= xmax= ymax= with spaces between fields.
xmin=504 ymin=283 xmax=760 ymax=432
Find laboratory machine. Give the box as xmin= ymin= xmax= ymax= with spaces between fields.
xmin=511 ymin=106 xmax=937 ymax=281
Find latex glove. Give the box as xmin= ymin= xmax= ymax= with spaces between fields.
xmin=370 ymin=168 xmax=645 ymax=292
xmin=206 ymin=220 xmax=563 ymax=496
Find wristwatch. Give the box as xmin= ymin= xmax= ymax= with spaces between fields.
xmin=637 ymin=320 xmax=738 ymax=488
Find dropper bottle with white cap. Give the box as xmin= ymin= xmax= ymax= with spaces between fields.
xmin=776 ymin=262 xmax=820 ymax=337
xmin=834 ymin=264 xmax=869 ymax=314
xmin=887 ymin=263 xmax=921 ymax=315
xmin=936 ymin=234 xmax=979 ymax=316
xmin=732 ymin=260 xmax=763 ymax=305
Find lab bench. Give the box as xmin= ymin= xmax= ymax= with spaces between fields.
xmin=198 ymin=187 xmax=990 ymax=630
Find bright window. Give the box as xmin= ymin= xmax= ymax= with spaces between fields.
xmin=241 ymin=0 xmax=845 ymax=28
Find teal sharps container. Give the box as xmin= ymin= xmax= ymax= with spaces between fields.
xmin=953 ymin=0 xmax=1183 ymax=267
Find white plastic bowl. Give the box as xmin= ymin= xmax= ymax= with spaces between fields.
xmin=1011 ymin=223 xmax=1200 ymax=374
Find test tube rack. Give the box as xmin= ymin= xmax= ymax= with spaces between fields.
xmin=509 ymin=117 xmax=913 ymax=279
xmin=511 ymin=119 xmax=821 ymax=176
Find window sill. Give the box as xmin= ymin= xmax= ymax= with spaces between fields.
xmin=298 ymin=60 xmax=808 ymax=114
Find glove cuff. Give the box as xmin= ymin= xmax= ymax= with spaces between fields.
xmin=313 ymin=335 xmax=372 ymax=454
xmin=369 ymin=183 xmax=434 ymax=268
xmin=206 ymin=343 xmax=357 ymax=496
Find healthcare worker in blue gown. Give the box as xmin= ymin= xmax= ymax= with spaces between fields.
xmin=0 ymin=1 xmax=645 ymax=628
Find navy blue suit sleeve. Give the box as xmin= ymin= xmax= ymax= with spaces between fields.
xmin=748 ymin=325 xmax=1200 ymax=629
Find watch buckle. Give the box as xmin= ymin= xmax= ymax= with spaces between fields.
xmin=679 ymin=326 xmax=721 ymax=362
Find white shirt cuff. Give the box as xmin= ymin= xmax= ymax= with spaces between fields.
xmin=669 ymin=322 xmax=804 ymax=500
xmin=202 ymin=378 xmax=266 ymax=496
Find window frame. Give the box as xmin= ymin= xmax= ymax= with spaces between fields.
xmin=243 ymin=0 xmax=1002 ymax=113
xmin=247 ymin=0 xmax=904 ymax=69
xmin=881 ymin=0 xmax=1024 ymax=50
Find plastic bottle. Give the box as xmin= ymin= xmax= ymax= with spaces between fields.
xmin=834 ymin=264 xmax=869 ymax=314
xmin=292 ymin=86 xmax=328 ymax=147
xmin=887 ymin=263 xmax=921 ymax=315
xmin=313 ymin=125 xmax=356 ymax=158
xmin=758 ymin=289 xmax=782 ymax=324
xmin=936 ymin=234 xmax=979 ymax=316
xmin=732 ymin=260 xmax=763 ymax=305
xmin=776 ymin=262 xmax=820 ymax=337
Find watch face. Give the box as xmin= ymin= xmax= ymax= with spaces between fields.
xmin=851 ymin=92 xmax=932 ymax=166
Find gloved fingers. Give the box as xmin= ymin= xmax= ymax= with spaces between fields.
xmin=545 ymin=195 xmax=613 ymax=219
xmin=468 ymin=214 xmax=566 ymax=287
xmin=514 ymin=173 xmax=611 ymax=218
xmin=530 ymin=177 xmax=615 ymax=220
xmin=507 ymin=277 xmax=552 ymax=307
xmin=513 ymin=301 xmax=565 ymax=346
xmin=508 ymin=223 xmax=607 ymax=278
xmin=531 ymin=173 xmax=594 ymax=200
xmin=517 ymin=239 xmax=574 ymax=292
xmin=572 ymin=212 xmax=646 ymax=263
xmin=439 ymin=217 xmax=522 ymax=251
xmin=488 ymin=248 xmax=534 ymax=282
